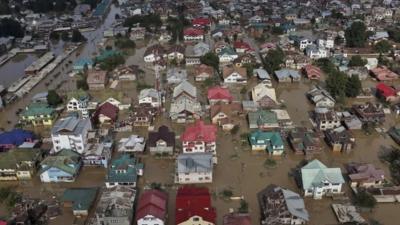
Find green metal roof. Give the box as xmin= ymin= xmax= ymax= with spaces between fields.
xmin=301 ymin=159 xmax=345 ymax=190
xmin=40 ymin=149 xmax=81 ymax=175
xmin=106 ymin=154 xmax=143 ymax=183
xmin=0 ymin=148 xmax=42 ymax=170
xmin=62 ymin=188 xmax=98 ymax=211
xmin=249 ymin=130 xmax=284 ymax=153
xmin=21 ymin=102 xmax=54 ymax=117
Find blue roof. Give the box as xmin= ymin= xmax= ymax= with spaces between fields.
xmin=74 ymin=58 xmax=94 ymax=68
xmin=0 ymin=129 xmax=35 ymax=146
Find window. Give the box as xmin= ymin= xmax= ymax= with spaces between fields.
xmin=193 ymin=217 xmax=200 ymax=221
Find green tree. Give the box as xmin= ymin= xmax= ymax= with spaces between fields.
xmin=334 ymin=36 xmax=344 ymax=45
xmin=271 ymin=26 xmax=284 ymax=35
xmin=71 ymin=29 xmax=86 ymax=43
xmin=99 ymin=54 xmax=125 ymax=71
xmin=315 ymin=58 xmax=336 ymax=74
xmin=326 ymin=71 xmax=347 ymax=99
xmin=388 ymin=28 xmax=400 ymax=42
xmin=348 ymin=55 xmax=367 ymax=67
xmin=77 ymin=74 xmax=89 ymax=91
xmin=0 ymin=18 xmax=24 ymax=38
xmin=200 ymin=52 xmax=220 ymax=71
xmin=0 ymin=0 xmax=11 ymax=15
xmin=374 ymin=40 xmax=392 ymax=53
xmin=61 ymin=31 xmax=69 ymax=41
xmin=354 ymin=190 xmax=377 ymax=208
xmin=345 ymin=75 xmax=362 ymax=97
xmin=238 ymin=200 xmax=249 ymax=213
xmin=263 ymin=48 xmax=285 ymax=74
xmin=47 ymin=90 xmax=63 ymax=106
xmin=123 ymin=14 xmax=162 ymax=31
xmin=49 ymin=31 xmax=60 ymax=41
xmin=345 ymin=21 xmax=367 ymax=47
xmin=115 ymin=37 xmax=136 ymax=49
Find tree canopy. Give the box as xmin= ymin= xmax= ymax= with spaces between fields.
xmin=99 ymin=54 xmax=125 ymax=71
xmin=0 ymin=18 xmax=24 ymax=38
xmin=345 ymin=75 xmax=362 ymax=98
xmin=348 ymin=55 xmax=367 ymax=67
xmin=115 ymin=37 xmax=136 ymax=49
xmin=71 ymin=29 xmax=86 ymax=43
xmin=200 ymin=52 xmax=220 ymax=71
xmin=25 ymin=0 xmax=76 ymax=13
xmin=263 ymin=48 xmax=285 ymax=74
xmin=166 ymin=15 xmax=190 ymax=42
xmin=374 ymin=40 xmax=392 ymax=53
xmin=123 ymin=14 xmax=162 ymax=31
xmin=47 ymin=90 xmax=63 ymax=106
xmin=388 ymin=28 xmax=400 ymax=43
xmin=345 ymin=21 xmax=367 ymax=47
xmin=354 ymin=190 xmax=377 ymax=209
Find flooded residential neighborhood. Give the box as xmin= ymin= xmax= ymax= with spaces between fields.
xmin=0 ymin=0 xmax=400 ymax=225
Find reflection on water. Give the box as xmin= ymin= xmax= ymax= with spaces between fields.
xmin=0 ymin=53 xmax=40 ymax=87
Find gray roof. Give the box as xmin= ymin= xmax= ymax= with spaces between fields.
xmin=282 ymin=189 xmax=309 ymax=221
xmin=52 ymin=116 xmax=90 ymax=135
xmin=177 ymin=153 xmax=213 ymax=173
xmin=254 ymin=68 xmax=270 ymax=80
xmin=139 ymin=88 xmax=159 ymax=100
xmin=173 ymin=80 xmax=197 ymax=99
xmin=275 ymin=69 xmax=300 ymax=79
xmin=301 ymin=159 xmax=345 ymax=190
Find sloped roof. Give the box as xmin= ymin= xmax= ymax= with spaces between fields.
xmin=173 ymin=80 xmax=197 ymax=99
xmin=148 ymin=126 xmax=175 ymax=147
xmin=207 ymin=86 xmax=233 ymax=101
xmin=0 ymin=129 xmax=35 ymax=146
xmin=62 ymin=188 xmax=98 ymax=211
xmin=301 ymin=159 xmax=345 ymax=190
xmin=176 ymin=153 xmax=213 ymax=173
xmin=176 ymin=186 xmax=216 ymax=224
xmin=93 ymin=101 xmax=119 ymax=122
xmin=180 ymin=120 xmax=217 ymax=142
xmin=136 ymin=190 xmax=168 ymax=221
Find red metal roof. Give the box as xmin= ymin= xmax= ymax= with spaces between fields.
xmin=192 ymin=18 xmax=211 ymax=26
xmin=175 ymin=186 xmax=216 ymax=224
xmin=183 ymin=27 xmax=204 ymax=36
xmin=136 ymin=190 xmax=168 ymax=222
xmin=303 ymin=64 xmax=322 ymax=79
xmin=180 ymin=120 xmax=217 ymax=142
xmin=207 ymin=86 xmax=233 ymax=102
xmin=93 ymin=102 xmax=119 ymax=122
xmin=376 ymin=83 xmax=396 ymax=98
xmin=233 ymin=41 xmax=252 ymax=51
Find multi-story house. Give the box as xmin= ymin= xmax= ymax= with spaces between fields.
xmin=258 ymin=184 xmax=309 ymax=225
xmin=346 ymin=163 xmax=385 ymax=188
xmin=39 ymin=149 xmax=82 ymax=183
xmin=136 ymin=190 xmax=168 ymax=225
xmin=51 ymin=116 xmax=92 ymax=153
xmin=288 ymin=127 xmax=322 ymax=156
xmin=105 ymin=155 xmax=143 ymax=188
xmin=66 ymin=90 xmax=90 ymax=118
xmin=180 ymin=120 xmax=217 ymax=154
xmin=352 ymin=102 xmax=385 ymax=124
xmin=222 ymin=65 xmax=247 ymax=84
xmin=175 ymin=186 xmax=216 ymax=225
xmin=0 ymin=148 xmax=43 ymax=181
xmin=301 ymin=159 xmax=345 ymax=199
xmin=148 ymin=126 xmax=175 ymax=155
xmin=138 ymin=88 xmax=161 ymax=108
xmin=249 ymin=130 xmax=285 ymax=155
xmin=176 ymin=153 xmax=213 ymax=184
xmin=92 ymin=186 xmax=136 ymax=225
xmin=20 ymin=102 xmax=56 ymax=126
xmin=207 ymin=86 xmax=233 ymax=105
xmin=312 ymin=108 xmax=341 ymax=131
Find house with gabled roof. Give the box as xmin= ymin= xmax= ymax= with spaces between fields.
xmin=105 ymin=154 xmax=143 ymax=188
xmin=307 ymin=86 xmax=335 ymax=108
xmin=148 ymin=126 xmax=175 ymax=155
xmin=210 ymin=103 xmax=242 ymax=131
xmin=181 ymin=120 xmax=217 ymax=154
xmin=249 ymin=130 xmax=284 ymax=155
xmin=20 ymin=102 xmax=56 ymax=126
xmin=118 ymin=135 xmax=145 ymax=153
xmin=207 ymin=86 xmax=233 ymax=105
xmin=173 ymin=80 xmax=197 ymax=101
xmin=288 ymin=127 xmax=322 ymax=156
xmin=169 ymin=98 xmax=202 ymax=123
xmin=194 ymin=64 xmax=214 ymax=81
xmin=346 ymin=163 xmax=385 ymax=188
xmin=0 ymin=148 xmax=43 ymax=181
xmin=175 ymin=186 xmax=216 ymax=224
xmin=301 ymin=159 xmax=345 ymax=199
xmin=251 ymin=83 xmax=277 ymax=108
xmin=0 ymin=129 xmax=37 ymax=151
xmin=248 ymin=110 xmax=279 ymax=129
xmin=175 ymin=153 xmax=214 ymax=184
xmin=166 ymin=67 xmax=188 ymax=84
xmin=222 ymin=65 xmax=247 ymax=84
xmin=275 ymin=69 xmax=301 ymax=82
xmin=62 ymin=188 xmax=98 ymax=216
xmin=92 ymin=101 xmax=119 ymax=124
xmin=218 ymin=47 xmax=239 ymax=63
xmin=139 ymin=88 xmax=161 ymax=108
xmin=136 ymin=189 xmax=168 ymax=225
xmin=39 ymin=149 xmax=82 ymax=183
